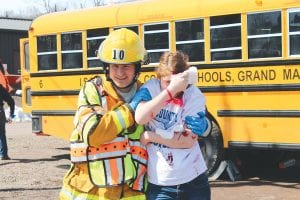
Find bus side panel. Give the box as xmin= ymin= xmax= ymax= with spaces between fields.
xmin=221 ymin=117 xmax=300 ymax=146
xmin=206 ymin=91 xmax=300 ymax=147
xmin=41 ymin=116 xmax=74 ymax=140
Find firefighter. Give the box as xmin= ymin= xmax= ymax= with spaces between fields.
xmin=59 ymin=28 xmax=150 ymax=200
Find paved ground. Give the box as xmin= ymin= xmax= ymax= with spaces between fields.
xmin=0 ymin=121 xmax=299 ymax=199
xmin=0 ymin=122 xmax=69 ymax=199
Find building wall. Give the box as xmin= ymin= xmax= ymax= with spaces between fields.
xmin=0 ymin=29 xmax=28 ymax=75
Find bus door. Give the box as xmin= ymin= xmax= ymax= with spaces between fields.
xmin=20 ymin=38 xmax=31 ymax=114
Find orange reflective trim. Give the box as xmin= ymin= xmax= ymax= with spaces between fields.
xmin=70 ymin=147 xmax=86 ymax=157
xmin=130 ymin=146 xmax=148 ymax=160
xmin=132 ymin=164 xmax=147 ymax=191
xmin=109 ymin=159 xmax=119 ymax=185
xmin=71 ymin=141 xmax=128 ymax=158
xmin=88 ymin=141 xmax=128 ymax=155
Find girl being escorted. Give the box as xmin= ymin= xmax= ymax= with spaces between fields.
xmin=135 ymin=51 xmax=211 ymax=200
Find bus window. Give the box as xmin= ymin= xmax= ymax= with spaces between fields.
xmin=175 ymin=19 xmax=204 ymax=62
xmin=87 ymin=28 xmax=109 ymax=68
xmin=288 ymin=8 xmax=300 ymax=56
xmin=210 ymin=14 xmax=241 ymax=61
xmin=24 ymin=42 xmax=30 ymax=71
xmin=37 ymin=35 xmax=57 ymax=71
xmin=25 ymin=87 xmax=32 ymax=106
xmin=61 ymin=32 xmax=83 ymax=69
xmin=144 ymin=23 xmax=170 ymax=63
xmin=247 ymin=11 xmax=282 ymax=59
xmin=114 ymin=26 xmax=139 ymax=34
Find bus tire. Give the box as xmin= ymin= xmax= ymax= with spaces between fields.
xmin=198 ymin=112 xmax=224 ymax=176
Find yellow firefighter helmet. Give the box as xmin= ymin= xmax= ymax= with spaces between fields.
xmin=97 ymin=28 xmax=147 ymax=64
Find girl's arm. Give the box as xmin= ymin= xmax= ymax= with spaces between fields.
xmin=135 ymin=71 xmax=189 ymax=125
xmin=140 ymin=129 xmax=198 ymax=149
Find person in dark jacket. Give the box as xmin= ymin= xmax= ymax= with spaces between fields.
xmin=0 ymin=84 xmax=15 ymax=160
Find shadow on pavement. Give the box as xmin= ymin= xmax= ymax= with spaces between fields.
xmin=212 ymin=149 xmax=300 ymax=186
xmin=0 ymin=187 xmax=61 ymax=192
xmin=0 ymin=153 xmax=70 ymax=166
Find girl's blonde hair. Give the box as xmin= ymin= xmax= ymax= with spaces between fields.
xmin=156 ymin=51 xmax=190 ymax=79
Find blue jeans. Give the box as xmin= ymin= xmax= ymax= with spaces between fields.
xmin=0 ymin=110 xmax=8 ymax=157
xmin=146 ymin=173 xmax=211 ymax=200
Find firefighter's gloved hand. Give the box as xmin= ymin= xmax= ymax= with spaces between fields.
xmin=129 ymin=88 xmax=152 ymax=110
xmin=185 ymin=112 xmax=208 ymax=137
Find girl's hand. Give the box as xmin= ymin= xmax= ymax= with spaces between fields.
xmin=167 ymin=71 xmax=189 ymax=96
xmin=140 ymin=131 xmax=152 ymax=146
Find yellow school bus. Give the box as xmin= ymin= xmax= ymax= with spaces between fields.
xmin=20 ymin=0 xmax=300 ymax=176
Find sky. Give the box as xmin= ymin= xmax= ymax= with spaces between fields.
xmin=1 ymin=0 xmax=94 ymax=12
xmin=2 ymin=0 xmax=34 ymax=10
xmin=0 ymin=0 xmax=131 ymax=18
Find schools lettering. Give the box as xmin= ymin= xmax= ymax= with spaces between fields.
xmin=143 ymin=74 xmax=156 ymax=82
xmin=238 ymin=69 xmax=276 ymax=81
xmin=198 ymin=71 xmax=232 ymax=82
xmin=283 ymin=68 xmax=300 ymax=80
xmin=142 ymin=66 xmax=299 ymax=87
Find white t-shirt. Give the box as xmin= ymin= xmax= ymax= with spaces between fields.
xmin=141 ymin=79 xmax=207 ymax=186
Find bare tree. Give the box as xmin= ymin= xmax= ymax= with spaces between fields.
xmin=5 ymin=11 xmax=13 ymax=18
xmin=43 ymin=0 xmax=51 ymax=13
xmin=0 ymin=0 xmax=136 ymax=19
xmin=43 ymin=0 xmax=67 ymax=13
xmin=79 ymin=2 xmax=86 ymax=9
xmin=94 ymin=0 xmax=105 ymax=6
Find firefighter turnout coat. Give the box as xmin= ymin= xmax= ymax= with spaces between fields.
xmin=60 ymin=77 xmax=147 ymax=200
